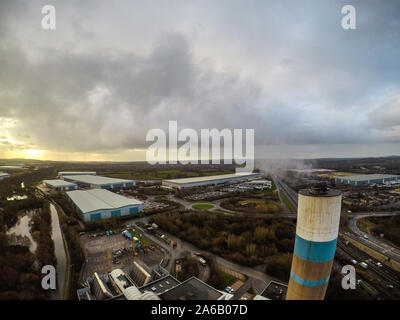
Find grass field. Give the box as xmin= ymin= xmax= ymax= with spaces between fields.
xmin=219 ymin=272 xmax=236 ymax=289
xmin=280 ymin=192 xmax=296 ymax=213
xmin=238 ymin=199 xmax=281 ymax=212
xmin=192 ymin=203 xmax=214 ymax=210
xmin=127 ymin=228 xmax=151 ymax=245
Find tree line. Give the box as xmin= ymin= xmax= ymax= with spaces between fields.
xmin=151 ymin=211 xmax=296 ymax=267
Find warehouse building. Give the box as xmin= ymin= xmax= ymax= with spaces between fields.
xmin=62 ymin=174 xmax=135 ymax=190
xmin=66 ymin=189 xmax=143 ymax=222
xmin=162 ymin=172 xmax=262 ymax=190
xmin=0 ymin=172 xmax=10 ymax=181
xmin=58 ymin=171 xmax=96 ymax=177
xmin=43 ymin=179 xmax=77 ymax=191
xmin=334 ymin=174 xmax=400 ymax=186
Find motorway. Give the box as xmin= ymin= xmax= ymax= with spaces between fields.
xmin=348 ymin=214 xmax=400 ymax=262
xmin=272 ymin=174 xmax=400 ymax=295
xmin=272 ymin=174 xmax=400 ymax=262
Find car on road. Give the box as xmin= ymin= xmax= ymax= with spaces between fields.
xmin=350 ymin=259 xmax=357 ymax=265
xmin=224 ymin=287 xmax=234 ymax=294
xmin=359 ymin=262 xmax=368 ymax=269
xmin=363 ymin=234 xmax=369 ymax=239
xmin=199 ymin=257 xmax=207 ymax=266
xmin=376 ymin=262 xmax=383 ymax=267
xmin=387 ymin=284 xmax=394 ymax=289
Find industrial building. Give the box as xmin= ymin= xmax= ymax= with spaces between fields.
xmin=77 ymin=262 xmax=233 ymax=300
xmin=334 ymin=174 xmax=400 ymax=186
xmin=130 ymin=261 xmax=151 ymax=287
xmin=0 ymin=172 xmax=10 ymax=181
xmin=58 ymin=171 xmax=96 ymax=177
xmin=66 ymin=189 xmax=143 ymax=222
xmin=62 ymin=174 xmax=135 ymax=190
xmin=162 ymin=172 xmax=262 ymax=190
xmin=43 ymin=179 xmax=77 ymax=191
xmin=286 ymin=185 xmax=341 ymax=300
xmin=253 ymin=281 xmax=288 ymax=300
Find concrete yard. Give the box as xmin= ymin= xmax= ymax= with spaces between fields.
xmin=80 ymin=231 xmax=165 ymax=280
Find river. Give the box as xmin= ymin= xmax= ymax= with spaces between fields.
xmin=49 ymin=203 xmax=68 ymax=300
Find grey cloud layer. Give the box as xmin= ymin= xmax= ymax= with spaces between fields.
xmin=0 ymin=0 xmax=399 ymax=155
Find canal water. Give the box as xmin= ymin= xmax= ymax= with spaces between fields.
xmin=49 ymin=203 xmax=67 ymax=300
xmin=5 ymin=203 xmax=68 ymax=299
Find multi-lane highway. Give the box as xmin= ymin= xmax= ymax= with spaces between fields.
xmin=272 ymin=174 xmax=400 ymax=294
xmin=273 ymin=174 xmax=400 ymax=262
xmin=348 ymin=214 xmax=400 ymax=262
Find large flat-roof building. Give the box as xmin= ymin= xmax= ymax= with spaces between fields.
xmin=66 ymin=189 xmax=143 ymax=222
xmin=58 ymin=171 xmax=96 ymax=177
xmin=43 ymin=179 xmax=77 ymax=191
xmin=62 ymin=174 xmax=135 ymax=190
xmin=0 ymin=172 xmax=10 ymax=181
xmin=162 ymin=172 xmax=262 ymax=190
xmin=334 ymin=174 xmax=400 ymax=186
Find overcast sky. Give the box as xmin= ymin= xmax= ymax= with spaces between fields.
xmin=0 ymin=0 xmax=399 ymax=161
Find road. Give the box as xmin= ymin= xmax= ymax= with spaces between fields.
xmin=126 ymin=215 xmax=273 ymax=293
xmin=347 ymin=213 xmax=400 ymax=262
xmin=272 ymin=174 xmax=400 ymax=281
xmin=271 ymin=174 xmax=298 ymax=210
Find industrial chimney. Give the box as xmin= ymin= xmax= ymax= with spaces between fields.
xmin=286 ymin=184 xmax=342 ymax=300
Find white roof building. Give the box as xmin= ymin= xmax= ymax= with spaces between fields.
xmin=66 ymin=189 xmax=143 ymax=222
xmin=0 ymin=172 xmax=10 ymax=181
xmin=43 ymin=179 xmax=77 ymax=191
xmin=162 ymin=172 xmax=262 ymax=189
xmin=58 ymin=171 xmax=96 ymax=176
xmin=62 ymin=174 xmax=135 ymax=189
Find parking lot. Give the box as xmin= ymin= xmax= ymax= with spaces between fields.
xmin=142 ymin=200 xmax=169 ymax=210
xmin=184 ymin=191 xmax=227 ymax=201
xmin=80 ymin=231 xmax=165 ymax=280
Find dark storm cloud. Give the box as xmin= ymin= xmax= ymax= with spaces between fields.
xmin=0 ymin=0 xmax=399 ymax=157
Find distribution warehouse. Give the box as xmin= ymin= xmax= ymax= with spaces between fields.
xmin=334 ymin=174 xmax=400 ymax=186
xmin=62 ymin=175 xmax=135 ymax=189
xmin=58 ymin=171 xmax=96 ymax=177
xmin=0 ymin=172 xmax=10 ymax=181
xmin=66 ymin=189 xmax=143 ymax=222
xmin=43 ymin=179 xmax=77 ymax=191
xmin=162 ymin=172 xmax=262 ymax=189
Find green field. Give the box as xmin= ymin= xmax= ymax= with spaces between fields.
xmin=192 ymin=203 xmax=214 ymax=210
xmin=127 ymin=228 xmax=150 ymax=245
xmin=238 ymin=199 xmax=281 ymax=212
xmin=219 ymin=272 xmax=236 ymax=289
xmin=280 ymin=192 xmax=296 ymax=213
